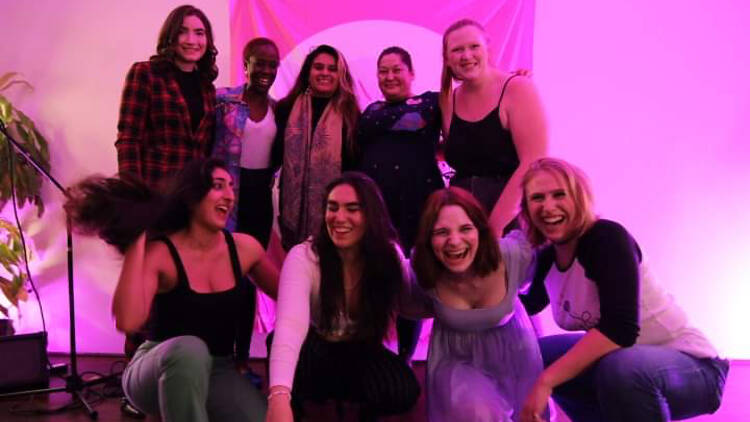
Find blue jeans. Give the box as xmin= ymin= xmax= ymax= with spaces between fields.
xmin=540 ymin=334 xmax=728 ymax=422
xmin=122 ymin=336 xmax=266 ymax=422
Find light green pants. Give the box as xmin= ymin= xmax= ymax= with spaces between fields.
xmin=122 ymin=335 xmax=266 ymax=422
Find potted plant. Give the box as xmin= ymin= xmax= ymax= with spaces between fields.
xmin=0 ymin=72 xmax=51 ymax=335
xmin=0 ymin=72 xmax=50 ymax=215
xmin=0 ymin=218 xmax=30 ymax=336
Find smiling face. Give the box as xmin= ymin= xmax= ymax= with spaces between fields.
xmin=325 ymin=184 xmax=366 ymax=251
xmin=444 ymin=24 xmax=489 ymax=81
xmin=430 ymin=205 xmax=479 ymax=274
xmin=524 ymin=170 xmax=578 ymax=245
xmin=377 ymin=53 xmax=414 ymax=102
xmin=245 ymin=43 xmax=279 ymax=95
xmin=308 ymin=52 xmax=340 ymax=97
xmin=193 ymin=168 xmax=234 ymax=230
xmin=173 ymin=14 xmax=207 ymax=71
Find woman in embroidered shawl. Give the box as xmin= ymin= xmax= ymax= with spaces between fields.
xmin=274 ymin=44 xmax=361 ymax=251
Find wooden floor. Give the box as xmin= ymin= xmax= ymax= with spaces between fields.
xmin=0 ymin=355 xmax=746 ymax=421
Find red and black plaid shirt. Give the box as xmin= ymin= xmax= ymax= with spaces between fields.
xmin=115 ymin=61 xmax=216 ymax=189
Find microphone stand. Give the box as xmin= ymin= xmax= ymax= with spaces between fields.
xmin=0 ymin=120 xmax=118 ymax=419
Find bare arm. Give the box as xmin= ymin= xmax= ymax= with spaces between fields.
xmin=234 ymin=233 xmax=280 ymax=299
xmin=489 ymin=76 xmax=548 ymax=233
xmin=111 ymin=233 xmax=161 ymax=333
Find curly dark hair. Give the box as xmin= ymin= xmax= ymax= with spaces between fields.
xmin=150 ymin=5 xmax=218 ymax=82
xmin=412 ymin=187 xmax=501 ymax=289
xmin=65 ymin=158 xmax=229 ymax=253
xmin=312 ymin=172 xmax=402 ymax=343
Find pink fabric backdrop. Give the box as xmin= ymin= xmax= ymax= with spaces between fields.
xmin=229 ymin=0 xmax=536 ymax=355
xmin=229 ymin=0 xmax=536 ymax=84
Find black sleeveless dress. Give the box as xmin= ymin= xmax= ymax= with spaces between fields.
xmin=444 ymin=74 xmax=520 ymax=214
xmin=147 ymin=230 xmax=251 ymax=357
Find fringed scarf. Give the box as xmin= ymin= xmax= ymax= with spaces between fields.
xmin=279 ymin=92 xmax=343 ymax=249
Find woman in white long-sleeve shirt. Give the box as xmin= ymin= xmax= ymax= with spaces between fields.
xmin=266 ymin=172 xmax=420 ymax=422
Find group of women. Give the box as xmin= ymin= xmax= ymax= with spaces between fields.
xmin=77 ymin=4 xmax=727 ymax=422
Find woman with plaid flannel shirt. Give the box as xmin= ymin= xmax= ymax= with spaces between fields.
xmin=115 ymin=5 xmax=218 ymax=191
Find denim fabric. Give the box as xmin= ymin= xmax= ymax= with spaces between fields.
xmin=539 ymin=334 xmax=728 ymax=422
xmin=122 ymin=336 xmax=266 ymax=422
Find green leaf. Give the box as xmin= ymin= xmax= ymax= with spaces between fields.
xmin=0 ymin=72 xmax=33 ymax=92
xmin=0 ymin=72 xmax=21 ymax=90
xmin=0 ymin=74 xmax=50 ymax=218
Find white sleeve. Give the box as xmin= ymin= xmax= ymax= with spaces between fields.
xmin=268 ymin=243 xmax=316 ymax=389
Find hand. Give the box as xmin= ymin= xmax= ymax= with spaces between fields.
xmin=265 ymin=390 xmax=293 ymax=422
xmin=520 ymin=379 xmax=552 ymax=422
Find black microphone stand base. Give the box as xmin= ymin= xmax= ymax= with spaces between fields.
xmin=0 ymin=120 xmax=120 ymax=420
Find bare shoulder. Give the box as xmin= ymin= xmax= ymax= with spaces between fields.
xmin=143 ymin=238 xmax=176 ymax=277
xmin=505 ymin=74 xmax=539 ymax=99
xmin=231 ymin=232 xmax=264 ymax=264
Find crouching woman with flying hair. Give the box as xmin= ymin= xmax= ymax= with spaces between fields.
xmin=65 ymin=158 xmax=279 ymax=422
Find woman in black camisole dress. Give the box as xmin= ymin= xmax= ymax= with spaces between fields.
xmin=441 ymin=19 xmax=548 ymax=232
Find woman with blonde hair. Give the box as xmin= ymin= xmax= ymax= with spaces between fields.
xmin=518 ymin=157 xmax=728 ymax=422
xmin=440 ymin=19 xmax=547 ymax=233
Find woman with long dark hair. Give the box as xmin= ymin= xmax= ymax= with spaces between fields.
xmin=266 ymin=172 xmax=420 ymax=422
xmin=411 ymin=187 xmax=545 ymax=421
xmin=65 ymin=158 xmax=278 ymax=422
xmin=274 ymin=44 xmax=361 ymax=250
xmin=518 ymin=158 xmax=727 ymax=422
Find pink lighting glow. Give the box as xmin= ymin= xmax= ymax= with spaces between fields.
xmin=0 ymin=0 xmax=747 ymax=369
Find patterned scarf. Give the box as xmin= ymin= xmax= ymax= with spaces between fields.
xmin=279 ymin=91 xmax=343 ymax=249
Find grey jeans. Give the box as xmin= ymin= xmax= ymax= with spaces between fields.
xmin=122 ymin=335 xmax=266 ymax=422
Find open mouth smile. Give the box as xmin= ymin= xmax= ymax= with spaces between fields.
xmin=443 ymin=248 xmax=470 ymax=261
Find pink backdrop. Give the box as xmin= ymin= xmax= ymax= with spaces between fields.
xmin=229 ymin=0 xmax=536 ymax=356
xmin=229 ymin=0 xmax=535 ymax=85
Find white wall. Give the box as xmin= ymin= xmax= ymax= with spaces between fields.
xmin=533 ymin=0 xmax=750 ymax=357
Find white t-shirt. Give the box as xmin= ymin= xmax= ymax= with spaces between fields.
xmin=239 ymin=107 xmax=276 ymax=169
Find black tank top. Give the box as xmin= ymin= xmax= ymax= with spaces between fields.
xmin=444 ymin=74 xmax=520 ymax=178
xmin=148 ymin=230 xmax=248 ymax=356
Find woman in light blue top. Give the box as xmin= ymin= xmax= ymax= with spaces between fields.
xmin=411 ymin=187 xmax=546 ymax=422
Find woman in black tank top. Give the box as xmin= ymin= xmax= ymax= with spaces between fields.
xmin=65 ymin=158 xmax=279 ymax=422
xmin=440 ymin=19 xmax=548 ymax=233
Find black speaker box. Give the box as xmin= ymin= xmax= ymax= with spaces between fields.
xmin=0 ymin=331 xmax=49 ymax=393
